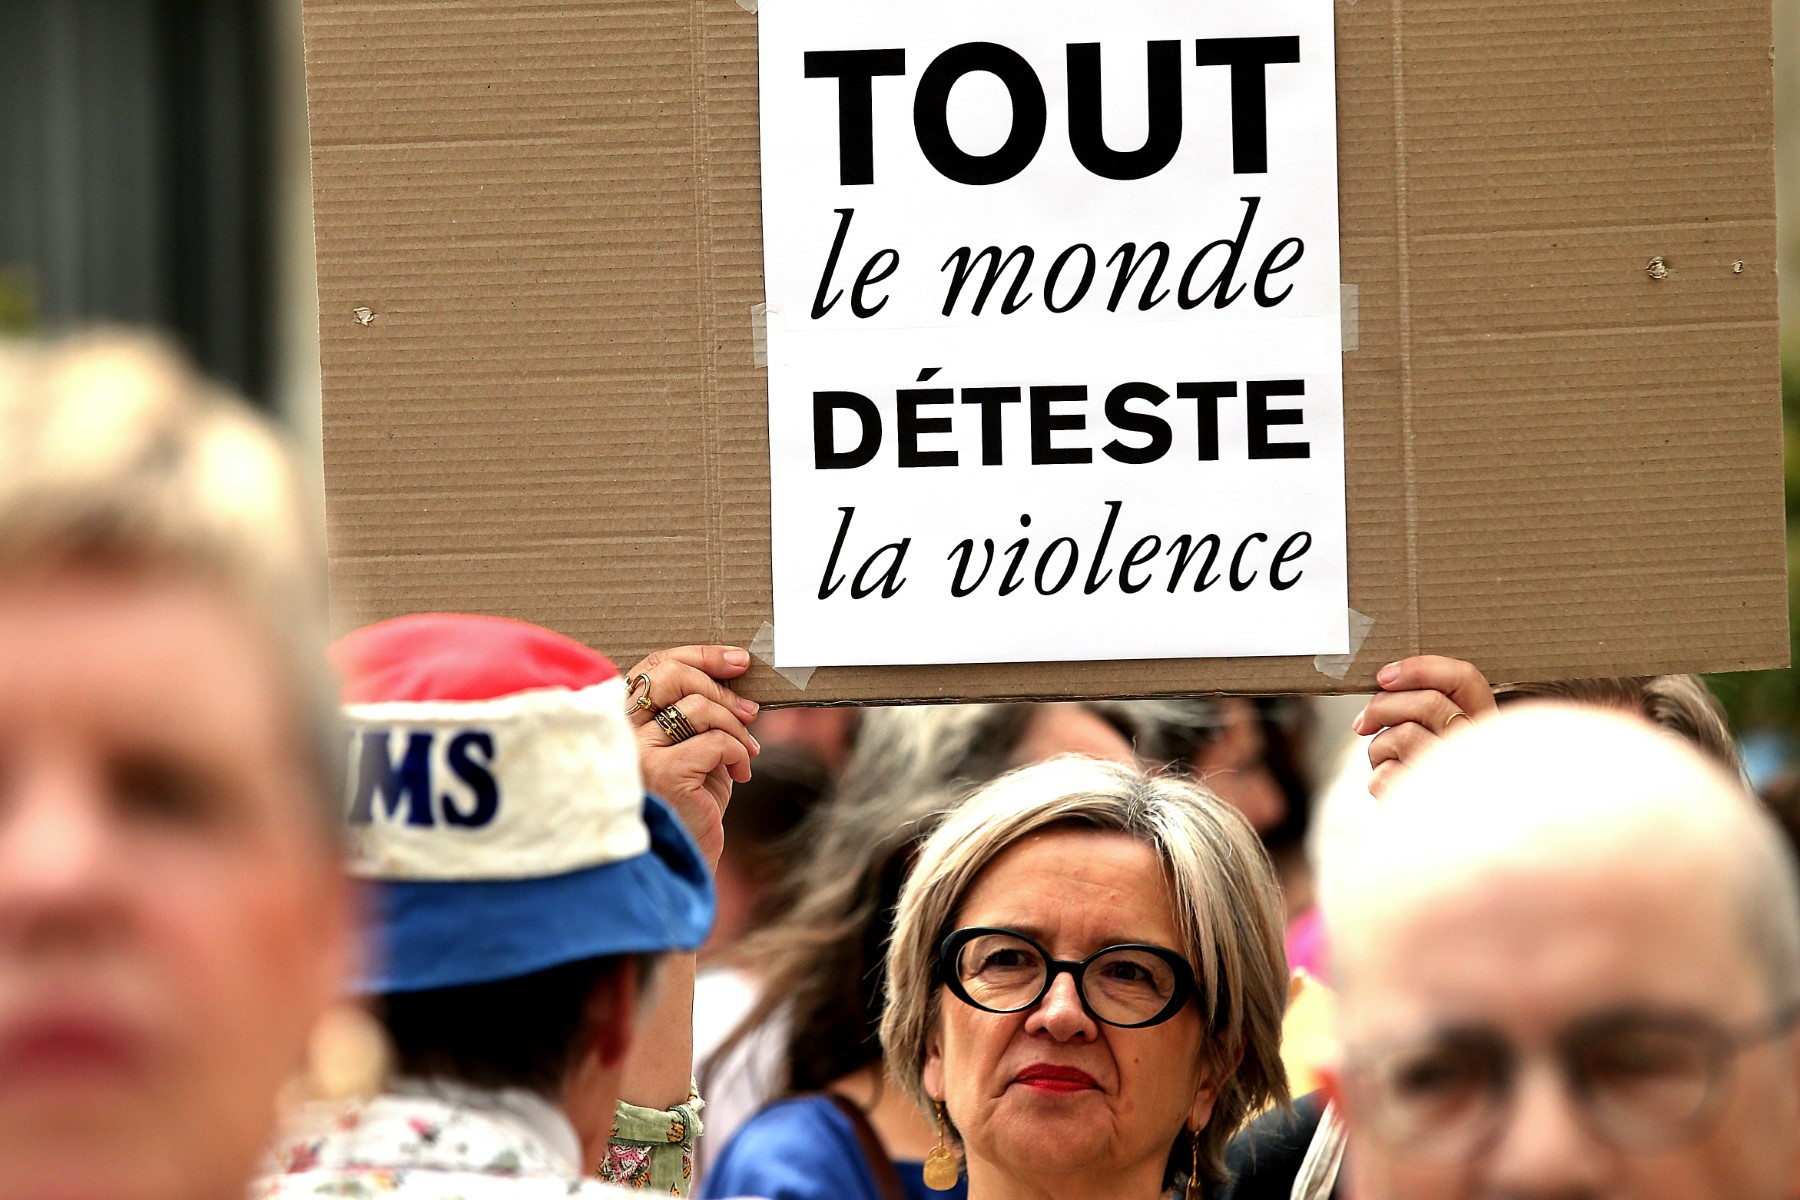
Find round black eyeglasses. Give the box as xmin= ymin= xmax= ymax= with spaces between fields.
xmin=938 ymin=927 xmax=1197 ymax=1029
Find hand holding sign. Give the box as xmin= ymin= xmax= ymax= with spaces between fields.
xmin=1355 ymin=656 xmax=1499 ymax=797
xmin=628 ymin=644 xmax=761 ymax=868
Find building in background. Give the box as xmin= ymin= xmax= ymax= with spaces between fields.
xmin=0 ymin=0 xmax=317 ymax=451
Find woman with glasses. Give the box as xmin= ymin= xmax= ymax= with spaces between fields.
xmin=880 ymin=757 xmax=1292 ymax=1200
xmin=695 ymin=705 xmax=1140 ymax=1200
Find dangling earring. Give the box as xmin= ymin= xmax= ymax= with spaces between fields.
xmin=923 ymin=1100 xmax=958 ymax=1191
xmin=1185 ymin=1130 xmax=1202 ymax=1200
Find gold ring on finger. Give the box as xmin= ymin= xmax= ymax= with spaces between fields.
xmin=1443 ymin=710 xmax=1474 ymax=734
xmin=625 ymin=673 xmax=654 ymax=715
xmin=655 ymin=704 xmax=698 ymax=744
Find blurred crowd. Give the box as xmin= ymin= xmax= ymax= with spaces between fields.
xmin=3 ymin=332 xmax=1799 ymax=1200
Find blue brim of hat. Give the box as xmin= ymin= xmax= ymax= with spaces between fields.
xmin=358 ymin=793 xmax=716 ymax=994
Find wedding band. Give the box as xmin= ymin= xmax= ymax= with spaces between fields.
xmin=1444 ymin=710 xmax=1474 ymax=733
xmin=625 ymin=673 xmax=654 ymax=714
xmin=655 ymin=704 xmax=698 ymax=744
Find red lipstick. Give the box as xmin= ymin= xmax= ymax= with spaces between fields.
xmin=1012 ymin=1063 xmax=1100 ymax=1093
xmin=0 ymin=1016 xmax=144 ymax=1085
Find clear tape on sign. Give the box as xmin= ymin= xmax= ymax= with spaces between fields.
xmin=750 ymin=303 xmax=770 ymax=367
xmin=751 ymin=622 xmax=817 ymax=689
xmin=1313 ymin=608 xmax=1374 ymax=680
xmin=1340 ymin=283 xmax=1359 ymax=351
xmin=736 ymin=0 xmax=757 ymax=12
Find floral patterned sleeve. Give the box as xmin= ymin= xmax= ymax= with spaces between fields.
xmin=598 ymin=1085 xmax=704 ymax=1197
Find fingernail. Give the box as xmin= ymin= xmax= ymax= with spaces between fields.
xmin=723 ymin=649 xmax=751 ymax=667
xmin=1352 ymin=708 xmax=1367 ymax=732
xmin=737 ymin=696 xmax=760 ymax=717
xmin=1377 ymin=663 xmax=1400 ymax=687
xmin=750 ymin=735 xmax=762 ymax=754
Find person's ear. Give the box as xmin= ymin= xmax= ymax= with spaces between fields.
xmin=1319 ymin=1064 xmax=1346 ymax=1113
xmin=1188 ymin=1038 xmax=1244 ymax=1133
xmin=1187 ymin=1069 xmax=1223 ymax=1133
xmin=1785 ymin=1035 xmax=1800 ymax=1199
xmin=585 ymin=957 xmax=640 ymax=1071
xmin=922 ymin=1024 xmax=945 ymax=1101
xmin=1314 ymin=1045 xmax=1360 ymax=1142
xmin=299 ymin=865 xmax=361 ymax=1056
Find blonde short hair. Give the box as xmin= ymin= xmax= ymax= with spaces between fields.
xmin=881 ymin=756 xmax=1290 ymax=1191
xmin=1494 ymin=674 xmax=1739 ymax=777
xmin=0 ymin=332 xmax=337 ymax=807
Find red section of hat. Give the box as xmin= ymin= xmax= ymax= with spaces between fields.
xmin=333 ymin=613 xmax=619 ymax=704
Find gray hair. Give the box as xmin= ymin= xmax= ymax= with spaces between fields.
xmin=881 ymin=756 xmax=1291 ymax=1192
xmin=0 ymin=332 xmax=340 ymax=823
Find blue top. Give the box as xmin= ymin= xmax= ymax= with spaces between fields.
xmin=701 ymin=1095 xmax=969 ymax=1200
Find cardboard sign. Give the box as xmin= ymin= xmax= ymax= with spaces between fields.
xmin=758 ymin=1 xmax=1347 ymax=668
xmin=303 ymin=0 xmax=1787 ymax=703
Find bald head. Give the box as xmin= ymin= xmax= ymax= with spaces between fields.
xmin=1324 ymin=704 xmax=1800 ymax=1006
xmin=1323 ymin=706 xmax=1800 ymax=1199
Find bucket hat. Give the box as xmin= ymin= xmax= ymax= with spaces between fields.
xmin=332 ymin=613 xmax=715 ymax=993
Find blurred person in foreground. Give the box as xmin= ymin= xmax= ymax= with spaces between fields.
xmin=259 ymin=615 xmax=757 ymax=1198
xmin=0 ymin=334 xmax=353 ymax=1200
xmin=880 ymin=757 xmax=1290 ymax=1200
xmin=1224 ymin=662 xmax=1758 ymax=1198
xmin=1321 ymin=705 xmax=1800 ymax=1200
xmin=698 ymin=702 xmax=1136 ymax=1198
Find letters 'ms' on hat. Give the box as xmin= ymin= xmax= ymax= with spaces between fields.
xmin=332 ymin=613 xmax=715 ymax=994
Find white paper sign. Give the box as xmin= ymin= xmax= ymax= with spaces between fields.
xmin=758 ymin=0 xmax=1345 ymax=668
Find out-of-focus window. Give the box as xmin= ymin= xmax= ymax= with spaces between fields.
xmin=0 ymin=0 xmax=274 ymax=403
